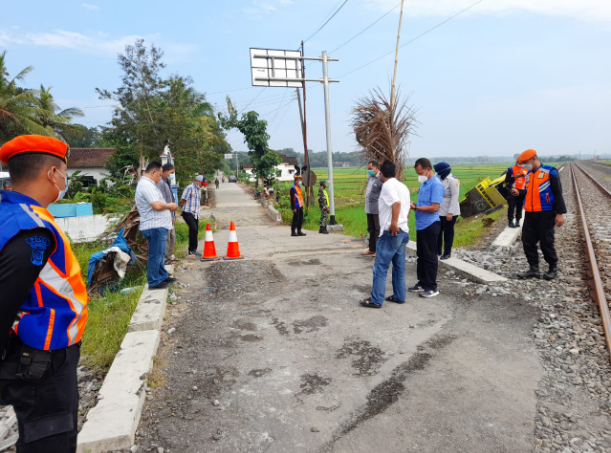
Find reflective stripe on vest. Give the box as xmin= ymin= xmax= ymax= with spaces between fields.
xmin=294 ymin=185 xmax=304 ymax=208
xmin=0 ymin=192 xmax=89 ymax=350
xmin=511 ymin=165 xmax=528 ymax=190
xmin=324 ymin=189 xmax=329 ymax=207
xmin=524 ymin=165 xmax=555 ymax=212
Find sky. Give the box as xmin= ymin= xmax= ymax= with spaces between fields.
xmin=1 ymin=0 xmax=610 ymax=158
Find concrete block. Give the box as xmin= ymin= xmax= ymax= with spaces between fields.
xmin=328 ymin=224 xmax=344 ymax=232
xmin=128 ymin=286 xmax=168 ymax=333
xmin=77 ymin=330 xmax=160 ymax=453
xmin=267 ymin=204 xmax=283 ymax=222
xmin=406 ymin=241 xmax=507 ymax=285
xmin=491 ymin=210 xmax=524 ymax=250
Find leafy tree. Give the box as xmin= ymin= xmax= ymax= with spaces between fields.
xmin=219 ymin=100 xmax=281 ymax=184
xmin=64 ymin=125 xmax=103 ymax=148
xmin=0 ymin=51 xmax=51 ymax=143
xmin=33 ymin=85 xmax=84 ymax=139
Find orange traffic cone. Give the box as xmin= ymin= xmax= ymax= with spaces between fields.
xmin=224 ymin=221 xmax=243 ymax=260
xmin=201 ymin=224 xmax=219 ymax=261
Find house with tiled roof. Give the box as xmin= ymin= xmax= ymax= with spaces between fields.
xmin=68 ymin=148 xmax=115 ymax=186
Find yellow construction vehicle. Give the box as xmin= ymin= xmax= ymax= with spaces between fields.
xmin=459 ymin=175 xmax=508 ymax=218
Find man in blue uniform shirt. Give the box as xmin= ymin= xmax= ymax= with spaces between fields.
xmin=409 ymin=158 xmax=445 ymax=298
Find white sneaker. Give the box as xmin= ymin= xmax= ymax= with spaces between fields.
xmin=419 ymin=289 xmax=439 ymax=298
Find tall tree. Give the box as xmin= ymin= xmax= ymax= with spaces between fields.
xmin=219 ymin=99 xmax=281 ymax=184
xmin=0 ymin=51 xmax=51 ymax=143
xmin=34 ymin=85 xmax=84 ymax=139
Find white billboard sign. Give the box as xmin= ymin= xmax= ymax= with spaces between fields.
xmin=250 ymin=48 xmax=303 ymax=87
xmin=224 ymin=153 xmax=235 ymax=159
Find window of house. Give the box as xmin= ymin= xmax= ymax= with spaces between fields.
xmin=288 ymin=169 xmax=294 ymax=174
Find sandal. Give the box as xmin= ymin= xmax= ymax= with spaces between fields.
xmin=359 ymin=299 xmax=382 ymax=309
xmin=385 ymin=295 xmax=405 ymax=304
xmin=361 ymin=250 xmax=374 ymax=255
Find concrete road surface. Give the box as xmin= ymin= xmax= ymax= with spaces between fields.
xmin=134 ymin=182 xmax=542 ymax=453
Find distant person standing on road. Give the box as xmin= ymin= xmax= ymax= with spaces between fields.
xmin=215 ymin=178 xmax=220 ymax=189
xmin=409 ymin=158 xmax=444 ymax=298
xmin=222 ymin=176 xmax=225 ymax=183
xmin=157 ymin=163 xmax=177 ymax=265
xmin=318 ymin=180 xmax=330 ymax=234
xmin=135 ymin=162 xmax=179 ymax=289
xmin=433 ymin=162 xmax=461 ymax=260
xmin=504 ymin=161 xmax=529 ymax=228
xmin=180 ymin=175 xmax=204 ymax=256
xmin=290 ymin=175 xmax=306 ymax=237
xmin=363 ymin=160 xmax=383 ymax=257
xmin=360 ymin=160 xmax=411 ymax=308
xmin=515 ymin=149 xmax=566 ymax=280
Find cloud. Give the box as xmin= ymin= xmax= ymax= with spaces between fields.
xmin=0 ymin=29 xmax=197 ymax=59
xmin=364 ymin=0 xmax=611 ymax=21
xmin=82 ymin=3 xmax=100 ymax=10
xmin=242 ymin=0 xmax=292 ymax=18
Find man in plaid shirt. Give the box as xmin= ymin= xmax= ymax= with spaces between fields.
xmin=180 ymin=175 xmax=204 ymax=256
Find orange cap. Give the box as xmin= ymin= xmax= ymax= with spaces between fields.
xmin=0 ymin=135 xmax=69 ymax=165
xmin=517 ymin=149 xmax=537 ymax=164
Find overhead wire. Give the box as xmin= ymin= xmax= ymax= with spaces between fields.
xmin=337 ymin=0 xmax=486 ymax=79
xmin=303 ymin=0 xmax=350 ymax=44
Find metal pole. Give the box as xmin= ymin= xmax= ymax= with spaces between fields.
xmin=301 ymin=41 xmax=312 ymax=208
xmin=322 ymin=51 xmax=336 ymax=224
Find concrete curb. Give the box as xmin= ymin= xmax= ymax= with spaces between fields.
xmin=77 ymin=265 xmax=173 ymax=453
xmin=267 ymin=204 xmax=282 ymax=222
xmin=406 ymin=241 xmax=507 ymax=285
xmin=491 ymin=210 xmax=524 ymax=250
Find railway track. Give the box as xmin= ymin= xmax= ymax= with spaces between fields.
xmin=571 ymin=162 xmax=611 ymax=361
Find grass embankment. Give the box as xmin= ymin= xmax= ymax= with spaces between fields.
xmin=75 ymin=217 xmax=212 ymax=372
xmin=298 ymin=165 xmax=510 ymax=248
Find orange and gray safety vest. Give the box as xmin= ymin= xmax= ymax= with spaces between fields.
xmin=511 ymin=165 xmax=528 ymax=190
xmin=0 ymin=191 xmax=89 ymax=350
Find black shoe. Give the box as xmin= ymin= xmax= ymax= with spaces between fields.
xmin=322 ymin=228 xmax=329 ymax=234
xmin=517 ymin=266 xmax=541 ymax=279
xmin=543 ymin=265 xmax=558 ymax=280
xmin=440 ymin=254 xmax=451 ymax=260
xmin=150 ymin=281 xmax=170 ymax=289
xmin=508 ymin=220 xmax=516 ymax=228
xmin=188 ymin=250 xmax=201 ymax=257
xmin=298 ymin=232 xmax=307 ymax=236
xmin=319 ymin=227 xmax=324 ymax=234
xmin=165 ymin=277 xmax=177 ymax=283
xmin=515 ymin=219 xmax=521 ymax=227
xmin=408 ymin=283 xmax=424 ymax=293
xmin=291 ymin=232 xmax=298 ymax=237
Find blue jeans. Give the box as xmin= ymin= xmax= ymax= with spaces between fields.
xmin=141 ymin=228 xmax=169 ymax=288
xmin=370 ymin=230 xmax=410 ymax=305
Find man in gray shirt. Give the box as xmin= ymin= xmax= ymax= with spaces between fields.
xmin=157 ymin=163 xmax=176 ymax=264
xmin=363 ymin=160 xmax=383 ymax=256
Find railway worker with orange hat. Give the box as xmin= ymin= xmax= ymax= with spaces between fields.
xmin=0 ymin=135 xmax=89 ymax=452
xmin=504 ymin=160 xmax=529 ymax=228
xmin=514 ymin=149 xmax=566 ymax=280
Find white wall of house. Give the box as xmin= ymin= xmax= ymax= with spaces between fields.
xmin=246 ymin=163 xmax=297 ymax=182
xmin=68 ymin=167 xmax=109 ymax=185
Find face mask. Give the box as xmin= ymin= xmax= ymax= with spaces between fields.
xmin=418 ymin=175 xmax=428 ymax=184
xmin=49 ymin=169 xmax=69 ymax=202
xmin=298 ymin=181 xmax=303 ymax=187
xmin=169 ymin=173 xmax=176 ymax=185
xmin=522 ymin=163 xmax=533 ymax=171
xmin=367 ymin=170 xmax=375 ymax=177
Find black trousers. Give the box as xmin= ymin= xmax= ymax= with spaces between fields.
xmin=182 ymin=212 xmax=199 ymax=252
xmin=366 ymin=214 xmax=380 ymax=252
xmin=291 ymin=207 xmax=304 ymax=233
xmin=507 ymin=193 xmax=526 ymax=221
xmin=417 ymin=222 xmax=441 ymax=291
xmin=437 ymin=215 xmax=458 ymax=256
xmin=0 ymin=337 xmax=80 ymax=453
xmin=522 ymin=211 xmax=557 ymax=267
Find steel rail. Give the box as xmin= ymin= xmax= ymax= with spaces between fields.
xmin=570 ymin=163 xmax=611 ymax=361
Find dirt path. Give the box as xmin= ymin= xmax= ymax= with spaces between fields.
xmin=132 ymin=182 xmax=543 ymax=453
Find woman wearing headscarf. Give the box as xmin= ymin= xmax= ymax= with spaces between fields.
xmin=433 ymin=162 xmax=461 ymax=259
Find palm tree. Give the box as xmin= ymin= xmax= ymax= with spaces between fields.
xmin=0 ymin=51 xmax=51 ymax=143
xmin=34 ymin=85 xmax=84 ymax=139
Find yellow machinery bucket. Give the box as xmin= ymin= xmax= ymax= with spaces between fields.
xmin=459 ymin=175 xmax=507 ymax=218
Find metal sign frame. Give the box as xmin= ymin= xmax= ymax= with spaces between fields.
xmin=250 ymin=48 xmax=303 ymax=87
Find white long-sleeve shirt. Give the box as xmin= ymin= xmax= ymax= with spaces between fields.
xmin=438 ymin=174 xmax=461 ymax=217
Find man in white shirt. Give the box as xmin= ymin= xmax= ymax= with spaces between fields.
xmin=361 ymin=160 xmax=411 ymax=308
xmin=135 ymin=162 xmax=179 ymax=289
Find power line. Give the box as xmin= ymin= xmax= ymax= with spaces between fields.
xmin=303 ymin=0 xmax=350 ymax=44
xmin=238 ymin=87 xmax=267 ymax=114
xmin=338 ymin=0 xmax=486 ymax=79
xmin=270 ymin=99 xmax=294 ymax=136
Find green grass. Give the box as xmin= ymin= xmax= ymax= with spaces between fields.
xmin=71 ymin=217 xmax=213 ymax=372
xmin=301 ymin=164 xmax=511 ymax=246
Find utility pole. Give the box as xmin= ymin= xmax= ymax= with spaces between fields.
xmin=390 ymin=0 xmax=406 ymax=110
xmin=322 ymin=50 xmax=336 ymax=225
xmin=301 ymin=40 xmax=312 ymax=207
